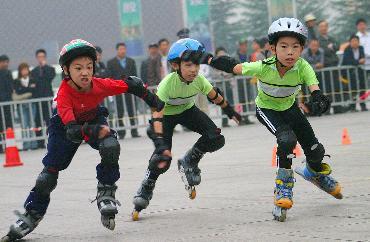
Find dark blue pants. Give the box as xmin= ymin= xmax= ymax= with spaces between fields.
xmin=24 ymin=107 xmax=120 ymax=215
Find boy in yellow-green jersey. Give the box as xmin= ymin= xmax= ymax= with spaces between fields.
xmin=131 ymin=38 xmax=241 ymax=221
xmin=208 ymin=18 xmax=342 ymax=222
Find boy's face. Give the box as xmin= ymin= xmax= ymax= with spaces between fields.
xmin=272 ymin=36 xmax=303 ymax=68
xmin=36 ymin=52 xmax=47 ymax=66
xmin=64 ymin=56 xmax=94 ymax=90
xmin=0 ymin=60 xmax=9 ymax=70
xmin=172 ymin=60 xmax=200 ymax=83
xmin=357 ymin=21 xmax=367 ymax=33
xmin=309 ymin=40 xmax=320 ymax=52
xmin=350 ymin=38 xmax=360 ymax=49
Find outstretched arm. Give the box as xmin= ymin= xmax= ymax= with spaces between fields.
xmin=207 ymin=87 xmax=241 ymax=124
xmin=205 ymin=55 xmax=243 ymax=75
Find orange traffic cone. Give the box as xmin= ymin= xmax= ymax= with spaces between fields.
xmin=341 ymin=128 xmax=351 ymax=145
xmin=3 ymin=128 xmax=23 ymax=167
xmin=271 ymin=145 xmax=277 ymax=167
xmin=293 ymin=144 xmax=302 ymax=157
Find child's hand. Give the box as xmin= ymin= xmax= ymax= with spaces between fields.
xmin=98 ymin=125 xmax=110 ymax=139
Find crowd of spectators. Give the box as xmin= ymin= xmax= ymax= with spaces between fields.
xmin=1 ymin=16 xmax=369 ymax=151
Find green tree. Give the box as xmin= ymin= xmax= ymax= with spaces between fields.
xmin=237 ymin=0 xmax=269 ymax=40
xmin=209 ymin=0 xmax=239 ymax=53
xmin=331 ymin=0 xmax=370 ymax=42
xmin=295 ymin=0 xmax=328 ymax=23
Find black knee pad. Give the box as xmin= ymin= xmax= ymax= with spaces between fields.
xmin=99 ymin=136 xmax=121 ymax=166
xmin=148 ymin=153 xmax=172 ymax=174
xmin=306 ymin=143 xmax=325 ymax=165
xmin=196 ymin=128 xmax=225 ymax=153
xmin=34 ymin=168 xmax=58 ymax=196
xmin=276 ymin=125 xmax=297 ymax=156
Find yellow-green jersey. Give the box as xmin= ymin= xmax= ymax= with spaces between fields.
xmin=242 ymin=57 xmax=319 ymax=111
xmin=156 ymin=72 xmax=213 ymax=115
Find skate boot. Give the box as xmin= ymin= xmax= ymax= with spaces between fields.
xmin=1 ymin=210 xmax=43 ymax=242
xmin=272 ymin=168 xmax=294 ymax=222
xmin=132 ymin=178 xmax=156 ymax=221
xmin=295 ymin=162 xmax=342 ymax=199
xmin=94 ymin=182 xmax=121 ymax=230
xmin=177 ymin=147 xmax=204 ymax=199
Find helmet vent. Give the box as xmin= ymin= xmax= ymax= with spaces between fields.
xmin=287 ymin=21 xmax=291 ymax=28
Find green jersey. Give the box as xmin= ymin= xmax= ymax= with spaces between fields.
xmin=156 ymin=72 xmax=213 ymax=115
xmin=241 ymin=57 xmax=319 ymax=111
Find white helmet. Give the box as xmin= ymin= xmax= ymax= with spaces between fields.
xmin=268 ymin=18 xmax=307 ymax=45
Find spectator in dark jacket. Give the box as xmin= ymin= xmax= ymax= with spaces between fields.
xmin=31 ymin=49 xmax=56 ymax=148
xmin=318 ymin=20 xmax=339 ymax=67
xmin=301 ymin=39 xmax=324 ymax=70
xmin=232 ymin=39 xmax=254 ymax=125
xmin=318 ymin=20 xmax=344 ymax=113
xmin=14 ymin=63 xmax=38 ymax=150
xmin=107 ymin=42 xmax=140 ymax=138
xmin=304 ymin=14 xmax=318 ymax=44
xmin=0 ymin=54 xmax=14 ymax=153
xmin=141 ymin=43 xmax=159 ymax=86
xmin=95 ymin=46 xmax=108 ymax=78
xmin=342 ymin=35 xmax=367 ymax=111
xmin=177 ymin=28 xmax=190 ymax=39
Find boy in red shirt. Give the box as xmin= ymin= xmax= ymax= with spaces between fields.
xmin=1 ymin=39 xmax=170 ymax=241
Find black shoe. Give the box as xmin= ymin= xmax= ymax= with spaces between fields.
xmin=239 ymin=116 xmax=254 ymax=125
xmin=118 ymin=130 xmax=126 ymax=140
xmin=360 ymin=103 xmax=368 ymax=112
xmin=222 ymin=118 xmax=229 ymax=127
xmin=131 ymin=130 xmax=141 ymax=138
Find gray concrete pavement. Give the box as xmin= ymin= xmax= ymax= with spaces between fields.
xmin=1 ymin=111 xmax=370 ymax=242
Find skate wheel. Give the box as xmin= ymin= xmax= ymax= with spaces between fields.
xmin=189 ymin=188 xmax=196 ymax=200
xmin=101 ymin=216 xmax=115 ymax=230
xmin=272 ymin=207 xmax=287 ymax=222
xmin=132 ymin=210 xmax=140 ymax=221
xmin=333 ymin=192 xmax=343 ymax=199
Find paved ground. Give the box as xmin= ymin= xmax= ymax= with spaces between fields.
xmin=1 ymin=111 xmax=370 ymax=242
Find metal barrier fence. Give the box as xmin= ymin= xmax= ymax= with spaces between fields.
xmin=1 ymin=65 xmax=369 ymax=149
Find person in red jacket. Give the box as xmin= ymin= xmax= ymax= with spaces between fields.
xmin=1 ymin=39 xmax=170 ymax=241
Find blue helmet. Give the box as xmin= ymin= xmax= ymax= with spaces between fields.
xmin=167 ymin=38 xmax=205 ymax=63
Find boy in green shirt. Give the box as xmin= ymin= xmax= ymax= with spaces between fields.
xmin=132 ymin=38 xmax=241 ymax=220
xmin=207 ymin=18 xmax=342 ymax=222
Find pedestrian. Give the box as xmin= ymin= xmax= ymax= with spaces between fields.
xmin=107 ymin=42 xmax=140 ymax=138
xmin=31 ymin=49 xmax=56 ymax=148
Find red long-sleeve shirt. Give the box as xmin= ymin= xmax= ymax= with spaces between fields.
xmin=55 ymin=77 xmax=128 ymax=125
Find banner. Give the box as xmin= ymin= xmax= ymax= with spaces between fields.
xmin=118 ymin=0 xmax=143 ymax=56
xmin=185 ymin=0 xmax=212 ymax=52
xmin=268 ymin=0 xmax=296 ymax=23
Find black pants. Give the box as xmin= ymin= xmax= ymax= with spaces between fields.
xmin=256 ymin=103 xmax=319 ymax=169
xmin=115 ymin=93 xmax=138 ymax=136
xmin=0 ymin=105 xmax=13 ymax=152
xmin=162 ymin=106 xmax=218 ymax=150
xmin=147 ymin=105 xmax=220 ymax=179
xmin=34 ymin=100 xmax=52 ymax=148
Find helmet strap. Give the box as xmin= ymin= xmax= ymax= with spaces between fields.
xmin=176 ymin=63 xmax=192 ymax=85
xmin=275 ymin=54 xmax=287 ymax=68
xmin=65 ymin=69 xmax=83 ymax=90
